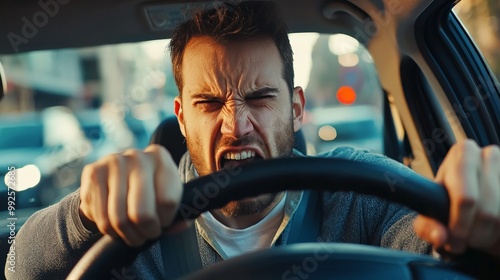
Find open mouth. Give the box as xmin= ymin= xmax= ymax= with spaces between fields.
xmin=219 ymin=150 xmax=264 ymax=170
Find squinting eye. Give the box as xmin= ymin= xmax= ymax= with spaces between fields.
xmin=198 ymin=100 xmax=224 ymax=105
xmin=196 ymin=100 xmax=223 ymax=110
xmin=248 ymin=95 xmax=275 ymax=100
xmin=246 ymin=95 xmax=276 ymax=105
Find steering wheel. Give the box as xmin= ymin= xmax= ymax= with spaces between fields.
xmin=67 ymin=157 xmax=499 ymax=279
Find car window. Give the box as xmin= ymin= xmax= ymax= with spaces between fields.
xmin=454 ymin=0 xmax=500 ymax=81
xmin=0 ymin=33 xmax=383 ymax=211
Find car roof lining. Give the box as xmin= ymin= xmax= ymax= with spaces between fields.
xmin=0 ymin=0 xmax=430 ymax=55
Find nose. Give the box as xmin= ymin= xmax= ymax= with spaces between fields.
xmin=220 ymin=105 xmax=253 ymax=138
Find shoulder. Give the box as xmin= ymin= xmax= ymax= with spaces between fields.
xmin=317 ymin=146 xmax=415 ymax=214
xmin=317 ymin=146 xmax=383 ymax=161
xmin=317 ymin=146 xmax=414 ymax=177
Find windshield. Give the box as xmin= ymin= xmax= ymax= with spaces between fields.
xmin=0 ymin=33 xmax=384 ymax=210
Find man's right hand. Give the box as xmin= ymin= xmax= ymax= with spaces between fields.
xmin=78 ymin=144 xmax=187 ymax=246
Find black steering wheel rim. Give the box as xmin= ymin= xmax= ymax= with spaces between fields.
xmin=67 ymin=157 xmax=498 ymax=279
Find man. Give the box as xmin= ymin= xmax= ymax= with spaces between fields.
xmin=6 ymin=1 xmax=500 ymax=279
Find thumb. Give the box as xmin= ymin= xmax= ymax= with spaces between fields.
xmin=414 ymin=215 xmax=449 ymax=249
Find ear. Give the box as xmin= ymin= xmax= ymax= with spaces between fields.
xmin=174 ymin=96 xmax=187 ymax=137
xmin=292 ymin=86 xmax=306 ymax=132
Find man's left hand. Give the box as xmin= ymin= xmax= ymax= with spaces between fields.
xmin=414 ymin=139 xmax=500 ymax=258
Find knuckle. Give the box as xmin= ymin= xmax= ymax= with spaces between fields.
xmin=146 ymin=144 xmax=173 ymax=162
xmin=129 ymin=211 xmax=158 ymax=228
xmin=453 ymin=139 xmax=480 ymax=155
xmin=482 ymin=145 xmax=500 ymax=163
xmin=97 ymin=220 xmax=113 ymax=235
xmin=112 ymin=216 xmax=131 ymax=231
xmin=82 ymin=164 xmax=104 ymax=187
xmin=124 ymin=149 xmax=147 ymax=165
xmin=106 ymin=153 xmax=123 ymax=168
xmin=462 ymin=139 xmax=479 ymax=149
xmin=145 ymin=144 xmax=165 ymax=153
xmin=122 ymin=154 xmax=143 ymax=169
xmin=123 ymin=148 xmax=142 ymax=158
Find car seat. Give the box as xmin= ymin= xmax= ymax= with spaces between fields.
xmin=150 ymin=116 xmax=308 ymax=165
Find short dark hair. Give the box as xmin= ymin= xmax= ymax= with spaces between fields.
xmin=169 ymin=1 xmax=294 ymax=96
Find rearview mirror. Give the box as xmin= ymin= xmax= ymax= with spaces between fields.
xmin=0 ymin=61 xmax=5 ymax=101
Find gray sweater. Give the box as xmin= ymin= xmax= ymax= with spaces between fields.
xmin=5 ymin=147 xmax=431 ymax=279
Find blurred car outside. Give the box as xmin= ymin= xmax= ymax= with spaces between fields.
xmin=0 ymin=105 xmax=139 ymax=211
xmin=0 ymin=111 xmax=50 ymax=209
xmin=311 ymin=105 xmax=383 ymax=154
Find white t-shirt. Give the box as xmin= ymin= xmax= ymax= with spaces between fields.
xmin=199 ymin=193 xmax=287 ymax=258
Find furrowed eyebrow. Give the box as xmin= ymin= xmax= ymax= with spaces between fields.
xmin=191 ymin=93 xmax=219 ymax=100
xmin=246 ymin=87 xmax=279 ymax=98
xmin=190 ymin=88 xmax=279 ymax=100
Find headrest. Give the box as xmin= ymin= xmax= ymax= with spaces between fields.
xmin=150 ymin=116 xmax=187 ymax=165
xmin=0 ymin=61 xmax=5 ymax=101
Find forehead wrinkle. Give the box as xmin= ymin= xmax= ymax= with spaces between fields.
xmin=219 ymin=41 xmax=264 ymax=99
xmin=200 ymin=45 xmax=239 ymax=98
xmin=218 ymin=59 xmax=244 ymax=99
xmin=184 ymin=36 xmax=283 ymax=100
xmin=189 ymin=56 xmax=226 ymax=97
xmin=182 ymin=40 xmax=213 ymax=96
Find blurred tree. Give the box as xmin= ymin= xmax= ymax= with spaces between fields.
xmin=454 ymin=0 xmax=500 ymax=80
xmin=305 ymin=35 xmax=341 ymax=109
xmin=486 ymin=0 xmax=500 ymax=78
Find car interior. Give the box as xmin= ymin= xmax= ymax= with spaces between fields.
xmin=1 ymin=0 xmax=500 ymax=279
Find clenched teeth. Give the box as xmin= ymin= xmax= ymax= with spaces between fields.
xmin=223 ymin=150 xmax=256 ymax=160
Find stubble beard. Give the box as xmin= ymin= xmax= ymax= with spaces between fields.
xmin=185 ymin=118 xmax=295 ymax=217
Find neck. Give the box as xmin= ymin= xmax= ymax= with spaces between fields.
xmin=210 ymin=192 xmax=285 ymax=229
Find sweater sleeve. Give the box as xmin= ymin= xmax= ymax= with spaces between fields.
xmin=356 ymin=194 xmax=432 ymax=254
xmin=5 ymin=190 xmax=102 ymax=280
